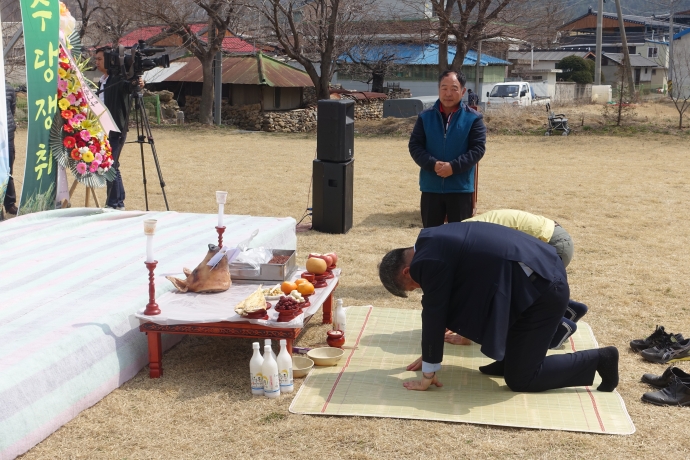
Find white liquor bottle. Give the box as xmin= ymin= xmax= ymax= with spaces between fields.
xmin=277 ymin=339 xmax=294 ymax=394
xmin=334 ymin=298 xmax=346 ymax=335
xmin=262 ymin=344 xmax=280 ymax=399
xmin=264 ymin=339 xmax=275 ymax=359
xmin=249 ymin=342 xmax=264 ymax=396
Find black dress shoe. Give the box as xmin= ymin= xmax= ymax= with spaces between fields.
xmin=642 ymin=366 xmax=690 ymax=388
xmin=641 ymin=375 xmax=690 ymax=406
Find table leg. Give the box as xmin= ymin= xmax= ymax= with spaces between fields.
xmin=323 ymin=293 xmax=333 ymax=324
xmin=147 ymin=331 xmax=163 ymax=378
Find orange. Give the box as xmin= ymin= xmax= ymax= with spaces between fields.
xmin=297 ymin=282 xmax=315 ymax=296
xmin=281 ymin=281 xmax=298 ymax=295
xmin=294 ymin=278 xmax=309 ymax=286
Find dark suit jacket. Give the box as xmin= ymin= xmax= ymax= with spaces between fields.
xmin=102 ymin=74 xmax=131 ymax=133
xmin=409 ymin=222 xmax=567 ymax=363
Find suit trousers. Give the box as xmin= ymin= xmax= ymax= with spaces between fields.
xmin=503 ymin=276 xmax=599 ymax=392
xmin=106 ymin=131 xmax=127 ymax=208
xmin=420 ymin=192 xmax=473 ymax=228
xmin=3 ymin=131 xmax=16 ymax=210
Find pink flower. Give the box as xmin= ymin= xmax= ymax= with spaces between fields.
xmin=95 ymin=153 xmax=103 ymax=162
xmin=74 ymin=113 xmax=85 ymax=123
xmin=89 ymin=161 xmax=100 ymax=172
xmin=89 ymin=143 xmax=99 ymax=154
xmin=76 ymin=162 xmax=87 ymax=175
xmin=58 ymin=80 xmax=68 ymax=91
xmin=67 ymin=93 xmax=77 ymax=105
xmin=79 ymin=130 xmax=91 ymax=142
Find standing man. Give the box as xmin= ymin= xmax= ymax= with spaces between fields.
xmin=409 ymin=70 xmax=486 ymax=228
xmin=3 ymin=82 xmax=17 ymax=215
xmin=94 ymin=48 xmax=142 ymax=211
xmin=467 ymin=88 xmax=478 ymax=107
xmin=378 ymin=222 xmax=619 ymax=393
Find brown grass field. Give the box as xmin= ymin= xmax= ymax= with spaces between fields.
xmin=8 ymin=111 xmax=690 ymax=458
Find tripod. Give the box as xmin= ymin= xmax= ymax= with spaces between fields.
xmin=129 ymin=90 xmax=170 ymax=211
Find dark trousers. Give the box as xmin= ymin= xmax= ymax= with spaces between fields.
xmin=503 ymin=276 xmax=599 ymax=392
xmin=106 ymin=131 xmax=127 ymax=208
xmin=3 ymin=131 xmax=16 ymax=210
xmin=420 ymin=192 xmax=473 ymax=228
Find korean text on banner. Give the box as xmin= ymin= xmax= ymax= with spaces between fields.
xmin=18 ymin=0 xmax=60 ymax=215
xmin=58 ymin=36 xmax=118 ymax=135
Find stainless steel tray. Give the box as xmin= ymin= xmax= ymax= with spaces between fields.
xmin=229 ymin=249 xmax=296 ymax=282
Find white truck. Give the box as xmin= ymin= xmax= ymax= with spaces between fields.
xmin=485 ymin=82 xmax=550 ymax=108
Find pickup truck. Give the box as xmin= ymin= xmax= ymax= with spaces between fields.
xmin=485 ymin=82 xmax=550 ymax=108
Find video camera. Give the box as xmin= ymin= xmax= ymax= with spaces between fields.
xmin=103 ymin=40 xmax=170 ymax=80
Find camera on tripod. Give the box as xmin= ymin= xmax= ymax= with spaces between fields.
xmin=103 ymin=40 xmax=170 ymax=81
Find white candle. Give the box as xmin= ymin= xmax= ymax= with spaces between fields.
xmin=143 ymin=219 xmax=157 ymax=263
xmin=216 ymin=191 xmax=228 ymax=227
xmin=146 ymin=236 xmax=154 ymax=263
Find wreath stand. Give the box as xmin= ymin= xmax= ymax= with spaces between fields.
xmin=68 ymin=179 xmax=101 ymax=208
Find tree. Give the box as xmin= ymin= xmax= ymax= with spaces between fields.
xmin=669 ymin=36 xmax=690 ymax=129
xmin=407 ymin=0 xmax=544 ymax=73
xmin=556 ymin=55 xmax=594 ymax=84
xmin=261 ymin=0 xmax=372 ymax=100
xmin=126 ymin=0 xmax=243 ymax=124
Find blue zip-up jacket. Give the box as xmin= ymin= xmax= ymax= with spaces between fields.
xmin=409 ymin=100 xmax=486 ymax=193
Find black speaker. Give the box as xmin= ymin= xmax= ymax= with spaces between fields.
xmin=312 ymin=159 xmax=354 ymax=234
xmin=317 ymin=99 xmax=354 ymax=162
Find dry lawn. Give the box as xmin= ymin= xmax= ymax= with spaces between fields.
xmin=8 ymin=121 xmax=690 ymax=459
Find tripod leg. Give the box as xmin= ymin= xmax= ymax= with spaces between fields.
xmin=134 ymin=97 xmax=150 ymax=211
xmin=137 ymin=93 xmax=170 ymax=211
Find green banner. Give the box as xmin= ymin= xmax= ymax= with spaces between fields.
xmin=18 ymin=0 xmax=59 ymax=214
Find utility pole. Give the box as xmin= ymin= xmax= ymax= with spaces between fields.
xmin=475 ymin=40 xmax=482 ymax=101
xmin=595 ymin=0 xmax=603 ymax=85
xmin=614 ymin=0 xmax=636 ymax=96
xmin=669 ymin=0 xmax=675 ymax=96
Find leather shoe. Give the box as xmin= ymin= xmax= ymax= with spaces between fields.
xmin=641 ymin=375 xmax=690 ymax=406
xmin=642 ymin=366 xmax=690 ymax=388
xmin=5 ymin=204 xmax=17 ymax=214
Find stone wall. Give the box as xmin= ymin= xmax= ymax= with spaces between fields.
xmin=554 ymin=82 xmax=593 ymax=103
xmin=340 ymin=95 xmax=384 ymax=120
xmin=180 ymin=92 xmax=385 ymax=132
xmin=386 ymin=87 xmax=412 ymax=99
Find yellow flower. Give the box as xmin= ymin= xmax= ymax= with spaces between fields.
xmin=81 ymin=119 xmax=93 ymax=130
xmin=82 ymin=151 xmax=94 ymax=163
xmin=58 ymin=98 xmax=71 ymax=110
xmin=59 ymin=2 xmax=67 ymax=15
xmin=58 ymin=67 xmax=67 ymax=79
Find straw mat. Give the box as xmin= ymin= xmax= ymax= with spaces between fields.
xmin=290 ymin=306 xmax=635 ymax=435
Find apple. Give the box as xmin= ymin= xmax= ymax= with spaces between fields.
xmin=308 ymin=252 xmax=333 ymax=267
xmin=324 ymin=252 xmax=338 ymax=266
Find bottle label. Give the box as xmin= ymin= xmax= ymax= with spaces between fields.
xmin=264 ymin=373 xmax=280 ymax=393
xmin=279 ymin=368 xmax=293 ymax=386
xmin=251 ymin=373 xmax=264 ymax=390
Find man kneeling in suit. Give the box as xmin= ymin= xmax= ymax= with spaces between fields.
xmin=378 ymin=221 xmax=619 ymax=392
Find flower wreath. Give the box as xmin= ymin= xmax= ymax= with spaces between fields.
xmin=50 ymin=4 xmax=115 ymax=188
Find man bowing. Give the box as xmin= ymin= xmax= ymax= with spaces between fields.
xmin=378 ymin=222 xmax=619 ymax=393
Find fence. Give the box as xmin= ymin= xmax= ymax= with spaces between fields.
xmin=11 ymin=93 xmax=161 ymax=125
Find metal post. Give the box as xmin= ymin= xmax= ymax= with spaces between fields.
xmin=213 ymin=51 xmax=222 ymax=125
xmin=475 ymin=40 xmax=482 ymax=101
xmin=595 ymin=0 xmax=603 ymax=85
xmin=3 ymin=26 xmax=23 ymax=59
xmin=669 ymin=1 xmax=675 ymax=95
xmin=614 ymin=0 xmax=637 ymax=95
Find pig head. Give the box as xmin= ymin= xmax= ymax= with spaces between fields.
xmin=166 ymin=244 xmax=231 ymax=293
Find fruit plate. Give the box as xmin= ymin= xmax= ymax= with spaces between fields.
xmin=265 ymin=295 xmax=282 ymax=301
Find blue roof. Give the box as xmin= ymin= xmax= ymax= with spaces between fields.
xmin=674 ymin=28 xmax=690 ymax=40
xmin=341 ymin=44 xmax=510 ymax=66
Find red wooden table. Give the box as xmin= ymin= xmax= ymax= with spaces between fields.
xmin=139 ymin=285 xmax=336 ymax=378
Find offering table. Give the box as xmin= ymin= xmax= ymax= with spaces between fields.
xmin=136 ymin=270 xmax=340 ymax=378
